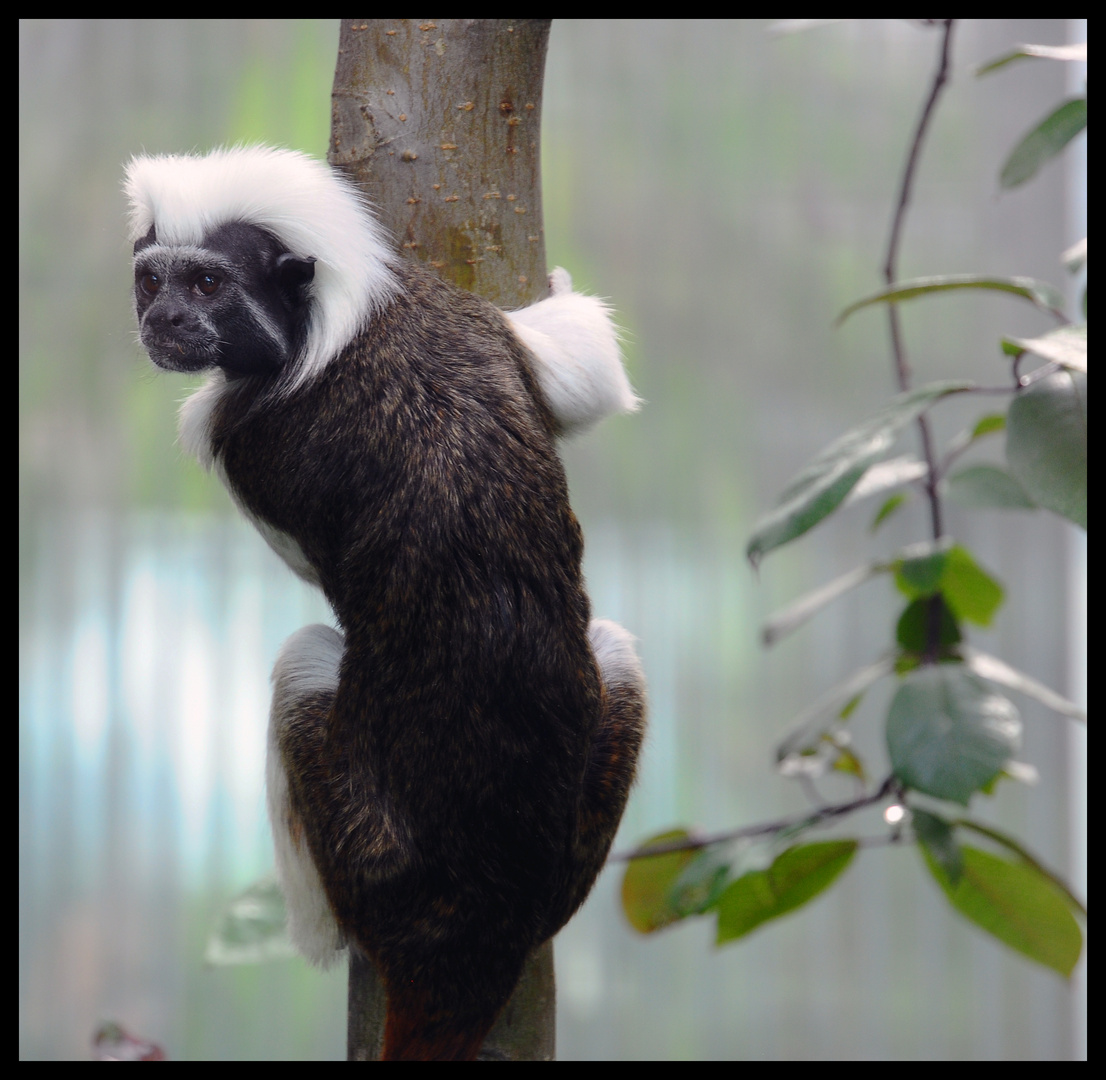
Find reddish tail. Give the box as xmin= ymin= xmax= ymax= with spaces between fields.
xmin=381 ymin=989 xmax=499 ymax=1061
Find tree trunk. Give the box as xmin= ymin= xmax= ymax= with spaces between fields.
xmin=331 ymin=18 xmax=552 ymax=305
xmin=330 ymin=18 xmax=557 ymax=1061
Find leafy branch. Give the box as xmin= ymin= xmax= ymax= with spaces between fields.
xmin=621 ymin=21 xmax=1086 ymax=979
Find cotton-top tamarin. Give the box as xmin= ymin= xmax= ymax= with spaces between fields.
xmin=125 ymin=145 xmax=646 ymax=1061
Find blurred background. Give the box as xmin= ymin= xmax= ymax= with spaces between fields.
xmin=20 ymin=19 xmax=1085 ymax=1060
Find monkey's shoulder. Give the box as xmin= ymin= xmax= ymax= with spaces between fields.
xmin=373 ymin=263 xmax=552 ymax=415
xmin=211 ymin=274 xmax=572 ymax=549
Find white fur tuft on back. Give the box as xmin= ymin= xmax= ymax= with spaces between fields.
xmin=505 ymin=268 xmax=640 ymax=437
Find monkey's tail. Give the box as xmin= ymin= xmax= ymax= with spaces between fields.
xmin=381 ymin=989 xmax=499 ymax=1061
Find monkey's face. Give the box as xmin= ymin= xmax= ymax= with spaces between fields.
xmin=133 ymin=221 xmax=316 ymax=377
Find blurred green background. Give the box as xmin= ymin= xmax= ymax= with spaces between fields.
xmin=20 ymin=19 xmax=1085 ymax=1060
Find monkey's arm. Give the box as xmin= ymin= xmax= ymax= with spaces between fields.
xmin=504 ymin=268 xmax=640 ymax=437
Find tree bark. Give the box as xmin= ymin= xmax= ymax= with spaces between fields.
xmin=331 ymin=18 xmax=552 ymax=305
xmin=330 ymin=18 xmax=557 ymax=1061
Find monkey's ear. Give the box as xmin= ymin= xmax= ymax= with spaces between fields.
xmin=133 ymin=224 xmax=157 ymax=256
xmin=277 ymin=252 xmax=316 ymax=289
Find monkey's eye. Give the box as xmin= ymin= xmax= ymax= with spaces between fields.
xmin=193 ymin=273 xmax=222 ymax=297
xmin=138 ymin=272 xmax=161 ymax=295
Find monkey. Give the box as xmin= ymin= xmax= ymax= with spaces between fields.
xmin=125 ymin=145 xmax=646 ymax=1061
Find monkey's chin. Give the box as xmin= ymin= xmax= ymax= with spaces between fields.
xmin=143 ymin=342 xmax=218 ymax=374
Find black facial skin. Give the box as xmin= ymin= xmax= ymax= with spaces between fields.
xmin=133 ymin=222 xmax=316 ymax=376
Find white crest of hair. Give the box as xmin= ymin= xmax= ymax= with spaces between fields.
xmin=124 ymin=145 xmax=400 ymax=394
xmin=504 ymin=266 xmax=641 ymax=437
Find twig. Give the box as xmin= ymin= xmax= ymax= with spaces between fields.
xmin=884 ymin=20 xmax=956 ymax=389
xmin=882 ymin=20 xmax=956 ymax=661
xmin=611 ymin=775 xmax=898 ymax=861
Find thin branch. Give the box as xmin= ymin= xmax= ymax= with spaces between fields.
xmin=881 ymin=20 xmax=956 ymax=662
xmin=883 ymin=20 xmax=957 ymax=301
xmin=611 ymin=775 xmax=898 ymax=861
xmin=883 ymin=21 xmax=955 ymax=556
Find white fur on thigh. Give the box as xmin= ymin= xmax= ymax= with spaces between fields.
xmin=267 ymin=623 xmax=347 ymax=966
xmin=588 ymin=618 xmax=645 ymax=691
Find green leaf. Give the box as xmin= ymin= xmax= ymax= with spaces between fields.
xmin=963 ymin=648 xmax=1086 ymax=721
xmin=1002 ymin=323 xmax=1086 ymax=373
xmin=836 ymin=275 xmax=1066 ymax=325
xmin=894 ymin=540 xmax=951 ymax=596
xmin=837 ymin=693 xmax=864 ymax=721
xmin=669 ymin=844 xmax=737 ymax=918
xmin=621 ymin=829 xmax=702 ymax=933
xmin=886 ymin=666 xmax=1022 ymax=805
xmin=762 ymin=561 xmax=884 ymax=646
xmin=953 ymin=816 xmax=1087 ymax=917
xmin=945 ymin=464 xmax=1036 ymax=510
xmin=746 ymin=382 xmax=973 ymax=565
xmin=1000 ymin=98 xmax=1087 ymax=189
xmin=921 ymin=845 xmax=1083 ymax=977
xmin=1006 ymin=369 xmax=1087 ymax=529
xmin=714 ymin=841 xmax=857 ymax=944
xmin=938 ymin=546 xmax=1004 ymax=626
xmin=912 ymin=807 xmax=963 ymax=885
xmin=747 ymin=462 xmax=869 ymax=568
xmin=975 ymin=41 xmax=1086 ymax=76
xmin=871 ymin=492 xmax=909 ymax=532
xmin=1062 ymin=237 xmax=1086 ymax=275
xmin=776 ymin=656 xmax=896 ymax=765
xmin=894 ymin=543 xmax=1004 ymax=626
xmin=845 ymin=455 xmax=928 ymax=505
xmin=971 ymin=414 xmax=1006 ymax=439
xmin=842 ymin=455 xmax=927 ymax=533
xmin=895 ymin=596 xmax=962 ymax=653
xmin=204 ymin=876 xmax=297 ymax=965
xmin=779 ymin=729 xmax=868 ymax=783
xmin=830 ymin=743 xmax=866 ymax=780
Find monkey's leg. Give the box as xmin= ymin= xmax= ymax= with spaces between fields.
xmin=267 ymin=623 xmax=347 ymax=966
xmin=551 ymin=618 xmax=647 ymax=931
xmin=583 ymin=618 xmax=647 ymax=848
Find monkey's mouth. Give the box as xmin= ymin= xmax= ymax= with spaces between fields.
xmin=143 ymin=337 xmax=218 ymax=373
